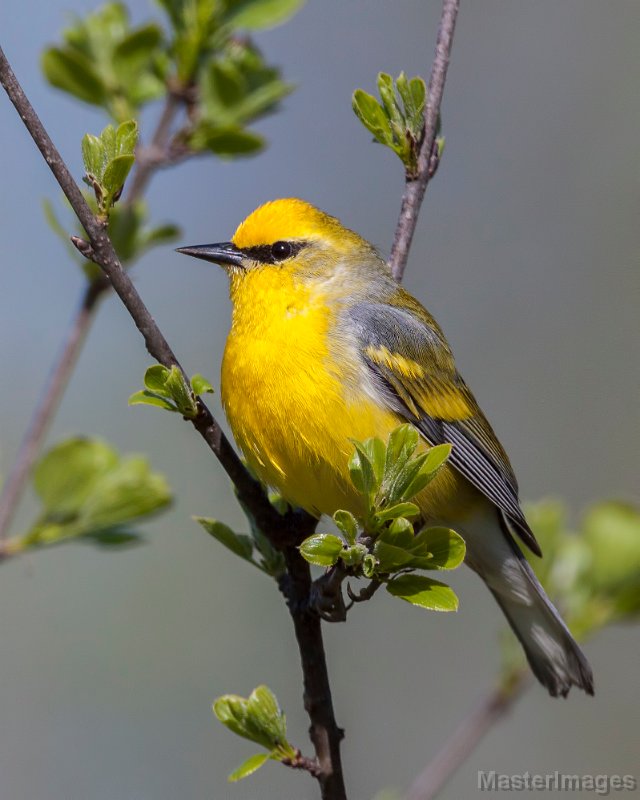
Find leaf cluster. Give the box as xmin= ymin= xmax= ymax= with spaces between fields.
xmin=189 ymin=38 xmax=293 ymax=157
xmin=353 ymin=72 xmax=444 ymax=178
xmin=5 ymin=437 xmax=172 ymax=555
xmin=81 ymin=120 xmax=138 ymax=216
xmin=43 ymin=0 xmax=300 ymax=158
xmin=42 ymin=2 xmax=166 ymax=122
xmin=213 ymin=685 xmax=297 ymax=781
xmin=129 ymin=364 xmax=214 ymax=418
xmin=299 ymin=425 xmax=465 ymax=612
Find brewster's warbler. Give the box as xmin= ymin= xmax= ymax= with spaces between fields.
xmin=178 ymin=198 xmax=593 ymax=698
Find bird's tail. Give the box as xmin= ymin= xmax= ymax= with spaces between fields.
xmin=461 ymin=509 xmax=594 ymax=697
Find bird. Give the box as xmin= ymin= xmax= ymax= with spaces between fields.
xmin=177 ymin=198 xmax=593 ymax=697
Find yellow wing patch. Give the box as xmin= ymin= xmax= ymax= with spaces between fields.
xmin=365 ymin=345 xmax=425 ymax=380
xmin=365 ymin=344 xmax=473 ymax=422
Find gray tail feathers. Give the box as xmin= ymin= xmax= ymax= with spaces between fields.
xmin=463 ymin=511 xmax=594 ymax=698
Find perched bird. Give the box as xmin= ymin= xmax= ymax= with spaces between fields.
xmin=178 ymin=198 xmax=593 ymax=697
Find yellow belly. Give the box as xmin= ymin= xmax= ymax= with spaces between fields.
xmin=221 ymin=268 xmax=476 ymax=520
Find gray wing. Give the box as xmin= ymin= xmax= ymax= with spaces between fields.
xmin=347 ymin=299 xmax=541 ymax=556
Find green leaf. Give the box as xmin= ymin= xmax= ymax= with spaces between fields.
xmin=214 ymin=695 xmax=259 ymax=743
xmin=246 ymin=685 xmax=288 ymax=746
xmin=128 ymin=390 xmax=178 ymax=412
xmin=333 ymin=509 xmax=359 ymax=544
xmin=373 ymin=502 xmax=420 ymax=524
xmin=194 ymin=517 xmax=254 ymax=561
xmin=377 ymin=72 xmax=404 ymax=129
xmin=81 ymin=133 xmax=105 ymax=179
xmin=164 ymin=365 xmax=197 ymax=417
xmin=299 ymin=533 xmax=343 ymax=567
xmin=190 ymin=373 xmax=215 ymax=395
xmin=348 ymin=441 xmax=378 ymax=498
xmin=143 ymin=364 xmax=171 ymax=395
xmin=224 ymin=0 xmax=305 ymax=30
xmin=77 ymin=456 xmax=172 ymax=531
xmin=33 ymin=437 xmax=118 ymax=515
xmin=384 ymin=515 xmax=415 ymax=545
xmin=374 ymin=540 xmax=416 ymax=572
xmin=228 ymin=752 xmax=271 ymax=782
xmin=352 ymin=89 xmax=392 ymax=146
xmin=384 ymin=424 xmax=419 ymax=476
xmin=409 ymin=75 xmax=427 ymax=117
xmin=103 ymin=154 xmax=135 ymax=198
xmin=213 ymin=685 xmax=291 ymax=752
xmin=19 ymin=437 xmax=172 ymax=554
xmin=391 ymin=443 xmax=451 ymax=502
xmin=412 ymin=526 xmax=466 ymax=570
xmin=112 ymin=24 xmax=163 ymax=77
xmin=386 ymin=574 xmax=458 ymax=611
xmin=360 ymin=436 xmax=386 ymax=487
xmin=190 ymin=124 xmax=265 ymax=157
xmin=115 ymin=119 xmax=138 ymax=155
xmin=41 ymin=47 xmax=106 ymax=105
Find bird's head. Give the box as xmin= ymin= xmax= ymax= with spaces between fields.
xmin=177 ymin=198 xmax=381 ymax=288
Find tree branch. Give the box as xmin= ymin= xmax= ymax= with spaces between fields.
xmin=388 ymin=0 xmax=460 ymax=281
xmin=280 ymin=546 xmax=347 ymax=800
xmin=407 ymin=671 xmax=529 ymax=800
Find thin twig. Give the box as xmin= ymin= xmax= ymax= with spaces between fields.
xmin=407 ymin=671 xmax=529 ymax=800
xmin=388 ymin=0 xmax=460 ymax=281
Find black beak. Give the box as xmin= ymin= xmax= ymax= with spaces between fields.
xmin=175 ymin=241 xmax=244 ymax=268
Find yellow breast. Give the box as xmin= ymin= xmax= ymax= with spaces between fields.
xmin=221 ymin=268 xmax=475 ymax=520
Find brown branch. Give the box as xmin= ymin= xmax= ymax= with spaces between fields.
xmin=388 ymin=0 xmax=460 ymax=281
xmin=406 ymin=670 xmax=529 ymax=800
xmin=281 ymin=547 xmax=347 ymax=800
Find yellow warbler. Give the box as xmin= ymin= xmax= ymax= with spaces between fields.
xmin=178 ymin=198 xmax=593 ymax=697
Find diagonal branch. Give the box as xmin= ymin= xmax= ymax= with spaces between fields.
xmin=388 ymin=0 xmax=460 ymax=281
xmin=0 ymin=42 xmax=346 ymax=796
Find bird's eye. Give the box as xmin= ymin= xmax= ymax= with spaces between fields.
xmin=271 ymin=240 xmax=292 ymax=261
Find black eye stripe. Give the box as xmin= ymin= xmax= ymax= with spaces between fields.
xmin=242 ymin=241 xmax=307 ymax=264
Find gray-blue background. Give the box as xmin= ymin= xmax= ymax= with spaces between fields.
xmin=1 ymin=1 xmax=638 ymax=798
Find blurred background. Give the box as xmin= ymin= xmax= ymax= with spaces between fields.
xmin=0 ymin=1 xmax=638 ymax=798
